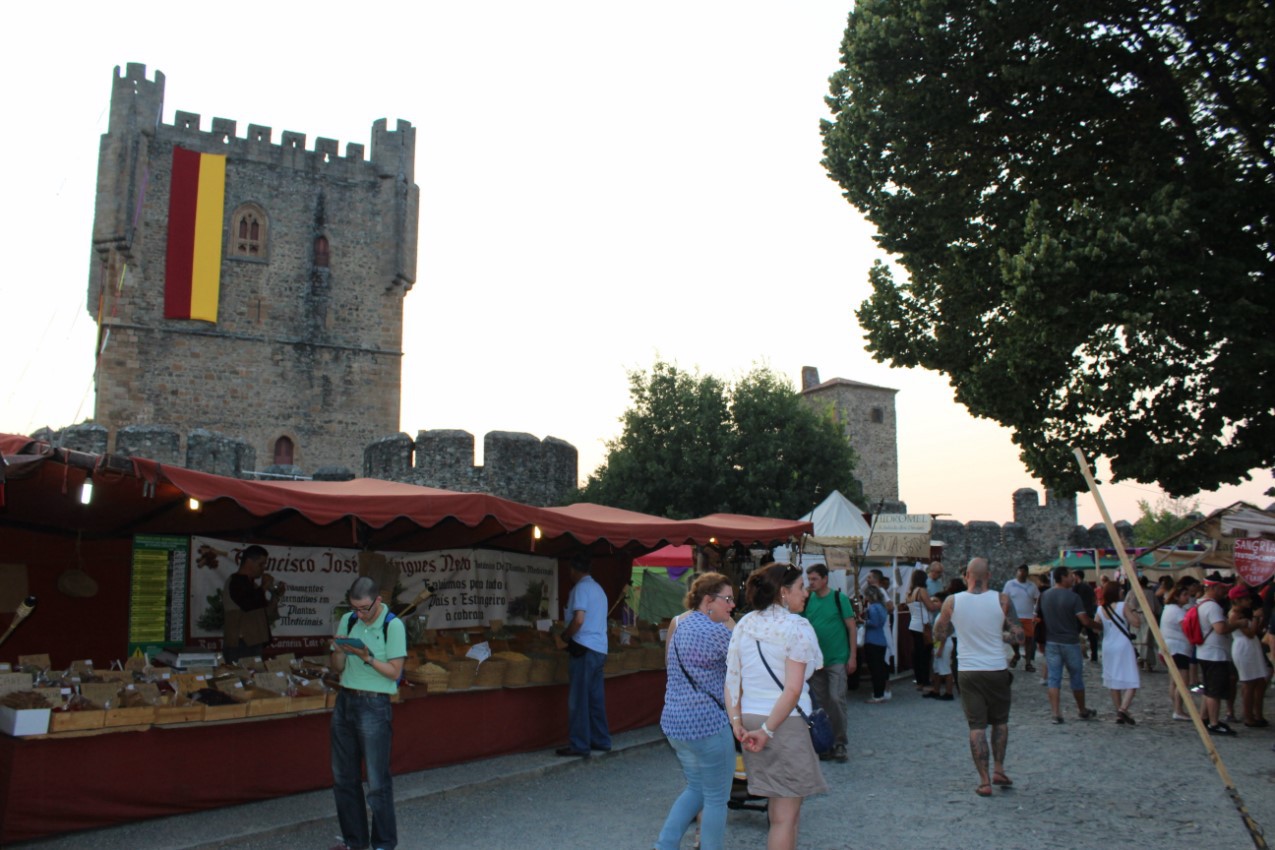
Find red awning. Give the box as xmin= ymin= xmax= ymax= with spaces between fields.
xmin=633 ymin=544 xmax=695 ymax=567
xmin=0 ymin=434 xmax=810 ymax=556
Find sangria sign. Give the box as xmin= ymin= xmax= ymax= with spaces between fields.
xmin=1234 ymin=538 xmax=1275 ymax=587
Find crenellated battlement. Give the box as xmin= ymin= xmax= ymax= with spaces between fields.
xmin=157 ymin=107 xmax=412 ymax=178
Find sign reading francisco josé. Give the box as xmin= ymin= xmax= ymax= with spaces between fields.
xmin=187 ymin=537 xmax=557 ymax=652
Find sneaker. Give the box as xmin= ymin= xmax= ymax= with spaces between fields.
xmin=1172 ymin=712 xmax=1192 ymax=721
xmin=1010 ymin=656 xmax=1019 ymax=668
xmin=1190 ymin=684 xmax=1204 ymax=694
xmin=1207 ymin=722 xmax=1237 ymax=736
xmin=939 ymin=693 xmax=955 ymax=701
xmin=866 ymin=697 xmax=888 ymax=704
xmin=883 ymin=690 xmax=893 ymax=701
xmin=1038 ymin=678 xmax=1048 ymax=686
xmin=1024 ymin=663 xmax=1035 ymax=673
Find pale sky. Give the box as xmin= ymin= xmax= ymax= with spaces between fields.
xmin=2 ymin=2 xmax=1269 ymax=529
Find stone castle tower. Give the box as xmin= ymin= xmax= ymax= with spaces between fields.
xmin=87 ymin=63 xmax=419 ymax=473
xmin=800 ymin=366 xmax=899 ymax=505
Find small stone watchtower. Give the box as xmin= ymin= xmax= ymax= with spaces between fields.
xmin=800 ymin=366 xmax=900 ymax=505
xmin=87 ymin=63 xmax=419 ymax=473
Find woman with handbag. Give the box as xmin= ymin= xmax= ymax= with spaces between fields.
xmin=906 ymin=570 xmax=940 ymax=697
xmin=1097 ymin=581 xmax=1142 ymax=724
xmin=725 ymin=563 xmax=826 ymax=850
xmin=654 ymin=572 xmax=737 ymax=850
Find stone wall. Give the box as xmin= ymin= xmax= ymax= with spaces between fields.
xmin=87 ymin=63 xmax=418 ymax=475
xmin=363 ymin=429 xmax=579 ymax=507
xmin=894 ymin=488 xmax=1134 ymax=587
xmin=33 ymin=424 xmax=578 ymax=506
xmin=799 ymin=367 xmax=899 ymax=504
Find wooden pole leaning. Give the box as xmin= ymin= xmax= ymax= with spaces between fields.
xmin=1072 ymin=448 xmax=1267 ymax=850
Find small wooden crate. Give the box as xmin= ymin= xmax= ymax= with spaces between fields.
xmin=50 ymin=708 xmax=106 ymax=732
xmin=104 ymin=705 xmax=157 ymax=727
xmin=242 ymin=687 xmax=292 ymax=717
xmin=154 ymin=701 xmax=206 ymax=724
xmin=201 ymin=701 xmax=248 ymax=722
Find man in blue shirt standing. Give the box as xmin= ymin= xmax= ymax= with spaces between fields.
xmin=557 ymin=555 xmax=612 ymax=757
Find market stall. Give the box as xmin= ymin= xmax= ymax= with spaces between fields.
xmin=0 ymin=434 xmax=812 ymax=842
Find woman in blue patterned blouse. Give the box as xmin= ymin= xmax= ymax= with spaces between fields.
xmin=654 ymin=572 xmax=737 ymax=850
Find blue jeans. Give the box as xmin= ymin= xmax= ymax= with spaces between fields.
xmin=331 ymin=690 xmax=397 ymax=849
xmin=656 ymin=725 xmax=736 ymax=850
xmin=568 ymin=648 xmax=611 ymax=752
xmin=1046 ymin=642 xmax=1085 ymax=691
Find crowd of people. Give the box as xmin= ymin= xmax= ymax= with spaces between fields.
xmin=653 ymin=557 xmax=1275 ymax=850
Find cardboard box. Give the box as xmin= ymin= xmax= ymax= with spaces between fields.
xmin=0 ymin=705 xmax=51 ymax=736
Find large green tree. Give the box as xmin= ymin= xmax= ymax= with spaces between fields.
xmin=821 ymin=0 xmax=1274 ymax=496
xmin=579 ymin=361 xmax=862 ymax=519
xmin=1131 ymin=496 xmax=1202 ymax=547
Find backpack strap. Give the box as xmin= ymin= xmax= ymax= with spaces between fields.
xmin=833 ymin=589 xmax=844 ymax=620
xmin=346 ymin=609 xmax=397 ymax=642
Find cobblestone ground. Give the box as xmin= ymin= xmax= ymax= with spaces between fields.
xmin=16 ymin=659 xmax=1275 ymax=850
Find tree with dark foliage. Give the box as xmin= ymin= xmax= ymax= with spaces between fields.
xmin=822 ymin=0 xmax=1274 ymax=496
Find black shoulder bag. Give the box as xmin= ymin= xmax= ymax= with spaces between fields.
xmin=754 ymin=640 xmax=834 ymax=755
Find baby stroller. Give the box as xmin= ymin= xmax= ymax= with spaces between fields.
xmin=727 ymin=745 xmax=768 ymax=813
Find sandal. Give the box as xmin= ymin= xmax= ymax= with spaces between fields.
xmin=975 ymin=783 xmax=993 ymax=797
xmin=992 ymin=771 xmax=1013 ymax=787
xmin=1118 ymin=709 xmax=1136 ymax=726
xmin=1052 ymin=716 xmax=1064 ymax=724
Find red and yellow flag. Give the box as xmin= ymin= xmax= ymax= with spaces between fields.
xmin=164 ymin=147 xmax=226 ymax=322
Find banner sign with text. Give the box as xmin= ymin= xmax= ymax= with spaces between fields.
xmin=1234 ymin=538 xmax=1275 ymax=587
xmin=865 ymin=514 xmax=933 ymax=559
xmin=188 ymin=537 xmax=557 ymax=651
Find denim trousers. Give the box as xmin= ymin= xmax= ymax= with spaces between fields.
xmin=568 ymin=648 xmax=611 ymax=752
xmin=331 ymin=690 xmax=397 ymax=850
xmin=807 ymin=666 xmax=848 ymax=745
xmin=655 ymin=724 xmax=736 ymax=850
xmin=1046 ymin=642 xmax=1085 ymax=691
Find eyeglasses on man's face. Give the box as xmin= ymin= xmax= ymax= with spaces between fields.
xmin=350 ymin=602 xmax=376 ymax=614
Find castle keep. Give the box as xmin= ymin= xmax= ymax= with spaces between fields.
xmin=88 ymin=63 xmax=418 ymax=473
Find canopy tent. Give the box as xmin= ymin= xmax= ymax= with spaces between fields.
xmin=0 ymin=435 xmax=812 ymax=556
xmin=634 ymin=544 xmax=695 ymax=567
xmin=0 ymin=434 xmax=811 ymax=663
xmin=772 ymin=490 xmax=871 ymax=566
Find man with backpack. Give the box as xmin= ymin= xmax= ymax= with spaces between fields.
xmin=802 ymin=563 xmax=857 ymax=763
xmin=328 ymin=576 xmax=407 ymax=850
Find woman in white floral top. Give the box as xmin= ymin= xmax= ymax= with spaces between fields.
xmin=726 ymin=563 xmax=827 ymax=850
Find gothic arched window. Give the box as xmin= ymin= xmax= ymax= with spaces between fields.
xmin=228 ymin=203 xmax=269 ymax=259
xmin=314 ymin=236 xmax=330 ymax=268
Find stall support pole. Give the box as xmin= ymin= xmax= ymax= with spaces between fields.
xmin=1073 ymin=448 xmax=1266 ymax=850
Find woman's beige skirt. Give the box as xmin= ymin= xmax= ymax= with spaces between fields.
xmin=741 ymin=713 xmax=828 ymax=798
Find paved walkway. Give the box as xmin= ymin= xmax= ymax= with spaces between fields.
xmin=14 ymin=661 xmax=1275 ymax=849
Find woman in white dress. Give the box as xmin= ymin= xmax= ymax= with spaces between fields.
xmin=1097 ymin=582 xmax=1142 ymax=724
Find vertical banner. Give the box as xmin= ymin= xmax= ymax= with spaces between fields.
xmin=164 ymin=146 xmax=226 ymax=322
xmin=128 ymin=535 xmax=189 ymax=654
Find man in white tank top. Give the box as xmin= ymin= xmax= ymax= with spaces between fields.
xmin=933 ymin=558 xmax=1024 ymax=797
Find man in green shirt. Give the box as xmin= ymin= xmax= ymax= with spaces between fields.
xmin=802 ymin=564 xmax=857 ymax=762
xmin=329 ymin=576 xmax=407 ymax=850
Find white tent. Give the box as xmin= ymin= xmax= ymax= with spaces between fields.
xmin=773 ymin=490 xmax=873 ymax=596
